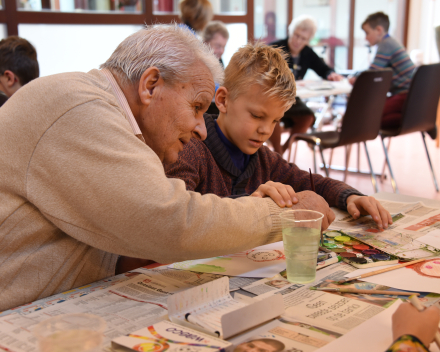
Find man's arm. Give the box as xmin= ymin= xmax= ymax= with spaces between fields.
xmin=27 ymin=101 xmax=285 ymax=264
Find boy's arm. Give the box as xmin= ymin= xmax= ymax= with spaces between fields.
xmin=264 ymin=148 xmax=392 ymax=229
xmin=164 ymin=139 xmax=202 ymax=192
xmin=369 ymin=41 xmax=391 ymax=70
xmin=265 ymin=148 xmax=362 ymax=209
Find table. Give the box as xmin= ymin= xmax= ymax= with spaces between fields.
xmin=295 ymin=79 xmax=353 ymax=100
xmin=1 ymin=192 xmax=439 ymax=352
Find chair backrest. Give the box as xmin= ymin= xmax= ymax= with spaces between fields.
xmin=337 ymin=69 xmax=393 ymax=146
xmin=398 ymin=63 xmax=440 ymax=136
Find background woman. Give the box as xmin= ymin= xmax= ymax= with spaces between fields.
xmin=179 ymin=0 xmax=213 ymax=34
xmin=269 ymin=15 xmax=342 ymax=155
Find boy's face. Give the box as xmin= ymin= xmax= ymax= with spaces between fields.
xmin=362 ymin=23 xmax=385 ymax=46
xmin=216 ymin=84 xmax=287 ymax=155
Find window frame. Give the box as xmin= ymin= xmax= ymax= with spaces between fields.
xmin=0 ymin=0 xmax=409 ymax=70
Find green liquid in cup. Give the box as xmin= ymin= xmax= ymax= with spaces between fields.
xmin=283 ymin=227 xmax=321 ymax=283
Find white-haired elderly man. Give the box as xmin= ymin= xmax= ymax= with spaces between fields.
xmin=268 ymin=15 xmax=344 ymax=155
xmin=0 ymin=24 xmax=339 ymax=311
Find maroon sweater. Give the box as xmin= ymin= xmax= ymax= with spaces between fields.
xmin=165 ymin=114 xmax=363 ymax=210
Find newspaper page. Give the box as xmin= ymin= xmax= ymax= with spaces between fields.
xmin=136 ymin=266 xmax=260 ymax=291
xmin=0 ymin=272 xmax=138 ymax=318
xmin=228 ymin=318 xmax=341 ymax=352
xmin=329 ymin=201 xmax=440 ymax=259
xmin=0 ymin=276 xmax=169 ymax=352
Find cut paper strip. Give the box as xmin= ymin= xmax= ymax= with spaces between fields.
xmin=344 ymin=258 xmax=440 ymax=294
xmin=169 ymin=242 xmax=287 ymax=278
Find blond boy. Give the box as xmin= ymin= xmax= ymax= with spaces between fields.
xmin=165 ymin=43 xmax=392 ymax=229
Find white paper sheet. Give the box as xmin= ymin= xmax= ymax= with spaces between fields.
xmin=344 ymin=258 xmax=440 ymax=294
xmin=169 ymin=242 xmax=287 ymax=278
xmin=418 ymin=229 xmax=440 ymax=248
xmin=316 ymin=299 xmax=440 ymax=352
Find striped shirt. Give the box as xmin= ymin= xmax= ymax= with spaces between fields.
xmin=369 ymin=35 xmax=415 ymax=95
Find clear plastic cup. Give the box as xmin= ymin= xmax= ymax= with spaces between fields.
xmin=280 ymin=210 xmax=324 ymax=284
xmin=33 ymin=313 xmax=106 ymax=352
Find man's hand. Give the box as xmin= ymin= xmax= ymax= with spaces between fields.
xmin=291 ymin=191 xmax=335 ymax=231
xmin=392 ymin=303 xmax=440 ymax=348
xmin=346 ymin=195 xmax=393 ymax=230
xmin=251 ymin=181 xmax=298 ymax=208
xmin=327 ymin=72 xmax=343 ymax=81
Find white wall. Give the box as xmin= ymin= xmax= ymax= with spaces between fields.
xmin=407 ymin=0 xmax=440 ymax=64
xmin=222 ymin=23 xmax=247 ymax=68
xmin=18 ymin=24 xmax=143 ymax=77
xmin=17 ymin=23 xmax=246 ymax=77
xmin=0 ymin=24 xmax=6 ymax=40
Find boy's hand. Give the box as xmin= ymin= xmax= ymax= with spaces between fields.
xmin=251 ymin=181 xmax=298 ymax=208
xmin=327 ymin=72 xmax=343 ymax=81
xmin=346 ymin=195 xmax=393 ymax=230
xmin=392 ymin=303 xmax=440 ymax=348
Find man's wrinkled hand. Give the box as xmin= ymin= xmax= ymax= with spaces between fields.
xmin=251 ymin=181 xmax=298 ymax=208
xmin=346 ymin=195 xmax=393 ymax=231
xmin=291 ymin=191 xmax=335 ymax=231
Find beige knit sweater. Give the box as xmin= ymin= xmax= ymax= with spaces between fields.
xmin=0 ymin=69 xmax=283 ymax=311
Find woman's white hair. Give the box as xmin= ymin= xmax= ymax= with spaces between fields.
xmin=288 ymin=15 xmax=318 ymax=38
xmin=101 ymin=23 xmax=223 ymax=86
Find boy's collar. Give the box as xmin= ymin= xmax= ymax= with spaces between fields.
xmin=202 ymin=114 xmax=259 ymax=178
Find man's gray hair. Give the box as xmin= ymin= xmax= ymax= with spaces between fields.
xmin=288 ymin=15 xmax=317 ymax=39
xmin=101 ymin=24 xmax=224 ymax=86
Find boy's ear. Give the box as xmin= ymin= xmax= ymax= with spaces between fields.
xmin=215 ymin=86 xmax=229 ymax=114
xmin=138 ymin=67 xmax=161 ymax=107
xmin=3 ymin=70 xmax=19 ymax=87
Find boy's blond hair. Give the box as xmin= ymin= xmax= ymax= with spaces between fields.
xmin=224 ymin=42 xmax=296 ymax=110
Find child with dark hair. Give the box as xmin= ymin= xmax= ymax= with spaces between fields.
xmin=349 ymin=12 xmax=415 ymax=129
xmin=0 ymin=36 xmax=39 ymax=99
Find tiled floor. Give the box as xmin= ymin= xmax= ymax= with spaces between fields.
xmin=279 ymin=132 xmax=440 ymax=200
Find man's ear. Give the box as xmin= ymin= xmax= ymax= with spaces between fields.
xmin=138 ymin=67 xmax=161 ymax=107
xmin=215 ymin=86 xmax=229 ymax=114
xmin=3 ymin=70 xmax=18 ymax=87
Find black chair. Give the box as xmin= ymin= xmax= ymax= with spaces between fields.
xmin=380 ymin=63 xmax=440 ymax=193
xmin=292 ymin=69 xmax=393 ymax=192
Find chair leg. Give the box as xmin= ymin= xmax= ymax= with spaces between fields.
xmin=328 ymin=148 xmax=334 ymax=169
xmin=380 ymin=137 xmax=399 ymax=193
xmin=344 ymin=145 xmax=352 ymax=183
xmin=319 ymin=146 xmax=329 ymax=177
xmin=363 ymin=141 xmax=378 ymax=193
xmin=421 ymin=132 xmax=439 ymax=192
xmin=380 ymin=138 xmax=391 ymax=183
xmin=313 ymin=146 xmax=317 ymax=174
xmin=356 ymin=143 xmax=361 ymax=171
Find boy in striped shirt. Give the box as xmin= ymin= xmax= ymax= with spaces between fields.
xmin=349 ymin=12 xmax=415 ymax=129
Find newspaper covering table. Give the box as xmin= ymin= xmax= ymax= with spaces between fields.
xmin=1 ymin=195 xmax=440 ymax=352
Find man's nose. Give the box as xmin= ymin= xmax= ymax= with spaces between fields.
xmin=192 ymin=118 xmax=208 ymax=141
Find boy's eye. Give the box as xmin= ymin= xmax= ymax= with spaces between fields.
xmin=251 ymin=113 xmax=261 ymax=119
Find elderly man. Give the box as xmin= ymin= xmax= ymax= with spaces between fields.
xmin=0 ymin=25 xmax=338 ymax=311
